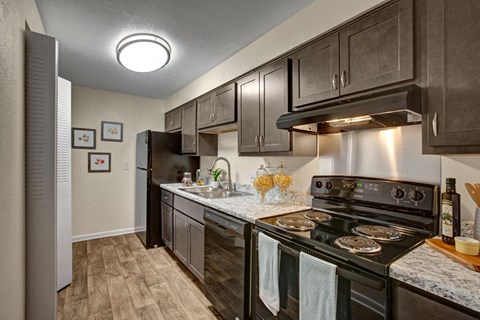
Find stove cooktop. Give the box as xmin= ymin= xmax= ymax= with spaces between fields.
xmin=255 ymin=176 xmax=440 ymax=276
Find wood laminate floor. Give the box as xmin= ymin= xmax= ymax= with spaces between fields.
xmin=57 ymin=234 xmax=222 ymax=320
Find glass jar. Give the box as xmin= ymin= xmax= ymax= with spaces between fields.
xmin=273 ymin=160 xmax=293 ymax=194
xmin=182 ymin=172 xmax=193 ymax=186
xmin=253 ymin=164 xmax=274 ymax=202
xmin=196 ymin=169 xmax=208 ymax=186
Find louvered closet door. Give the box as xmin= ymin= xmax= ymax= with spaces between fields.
xmin=25 ymin=30 xmax=58 ymax=320
xmin=57 ymin=77 xmax=72 ymax=290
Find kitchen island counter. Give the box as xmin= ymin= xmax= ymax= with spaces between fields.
xmin=160 ymin=183 xmax=310 ymax=223
xmin=390 ymin=236 xmax=480 ymax=313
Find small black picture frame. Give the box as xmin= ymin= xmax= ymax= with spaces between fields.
xmin=101 ymin=121 xmax=123 ymax=142
xmin=88 ymin=152 xmax=111 ymax=173
xmin=72 ymin=127 xmax=96 ymax=149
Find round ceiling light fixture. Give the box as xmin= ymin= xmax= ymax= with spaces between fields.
xmin=116 ymin=33 xmax=171 ymax=73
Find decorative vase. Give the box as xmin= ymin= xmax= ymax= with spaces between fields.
xmin=211 ymin=181 xmax=219 ymax=188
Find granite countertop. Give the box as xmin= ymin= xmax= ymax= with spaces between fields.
xmin=160 ymin=183 xmax=311 ymax=223
xmin=390 ymin=229 xmax=480 ymax=313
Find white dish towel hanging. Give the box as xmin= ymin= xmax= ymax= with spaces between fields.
xmin=258 ymin=232 xmax=280 ymax=316
xmin=299 ymin=251 xmax=338 ymax=320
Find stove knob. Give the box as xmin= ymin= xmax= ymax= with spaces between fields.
xmin=409 ymin=190 xmax=425 ymax=202
xmin=325 ymin=181 xmax=333 ymax=190
xmin=315 ymin=180 xmax=323 ymax=189
xmin=391 ymin=187 xmax=405 ymax=200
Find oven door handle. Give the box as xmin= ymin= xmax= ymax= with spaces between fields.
xmin=276 ymin=243 xmax=384 ymax=291
xmin=336 ymin=269 xmax=384 ymax=290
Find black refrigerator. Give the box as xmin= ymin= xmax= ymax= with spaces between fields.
xmin=135 ymin=130 xmax=199 ymax=248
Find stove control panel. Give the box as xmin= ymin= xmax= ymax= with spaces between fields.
xmin=310 ymin=176 xmax=439 ymax=214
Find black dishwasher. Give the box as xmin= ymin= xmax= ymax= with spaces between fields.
xmin=204 ymin=209 xmax=252 ymax=320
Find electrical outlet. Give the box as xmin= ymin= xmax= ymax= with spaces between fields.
xmin=123 ymin=162 xmax=130 ymax=170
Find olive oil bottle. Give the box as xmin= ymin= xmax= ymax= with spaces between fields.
xmin=441 ymin=178 xmax=461 ymax=245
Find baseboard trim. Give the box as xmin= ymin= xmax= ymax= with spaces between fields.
xmin=72 ymin=227 xmax=142 ymax=242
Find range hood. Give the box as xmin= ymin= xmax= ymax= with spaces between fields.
xmin=277 ymin=85 xmax=422 ymax=134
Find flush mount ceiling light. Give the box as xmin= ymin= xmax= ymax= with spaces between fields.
xmin=116 ymin=33 xmax=171 ymax=73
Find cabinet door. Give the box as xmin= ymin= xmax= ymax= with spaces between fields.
xmin=161 ymin=203 xmax=173 ymax=250
xmin=165 ymin=108 xmax=181 ymax=132
xmin=237 ymin=72 xmax=260 ymax=153
xmin=392 ymin=281 xmax=478 ymax=320
xmin=213 ymin=83 xmax=236 ymax=126
xmin=187 ymin=219 xmax=205 ymax=283
xmin=339 ymin=0 xmax=413 ymax=95
xmin=181 ymin=101 xmax=197 ymax=154
xmin=173 ymin=210 xmax=188 ymax=266
xmin=291 ymin=34 xmax=340 ymax=108
xmin=197 ymin=93 xmax=214 ymax=129
xmin=426 ymin=0 xmax=480 ymax=148
xmin=260 ymin=59 xmax=291 ymax=152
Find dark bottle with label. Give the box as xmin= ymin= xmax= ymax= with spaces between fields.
xmin=441 ymin=178 xmax=461 ymax=245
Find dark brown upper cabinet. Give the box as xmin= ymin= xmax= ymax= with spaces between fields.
xmin=291 ymin=34 xmax=340 ymax=107
xmin=237 ymin=59 xmax=317 ymax=156
xmin=292 ymin=0 xmax=414 ymax=109
xmin=181 ymin=101 xmax=218 ymax=156
xmin=423 ymin=0 xmax=480 ymax=154
xmin=181 ymin=101 xmax=197 ymax=154
xmin=165 ymin=107 xmax=182 ymax=132
xmin=339 ymin=0 xmax=413 ymax=95
xmin=196 ymin=92 xmax=214 ymax=129
xmin=197 ymin=83 xmax=236 ymax=130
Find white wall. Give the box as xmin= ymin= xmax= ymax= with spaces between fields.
xmin=71 ymin=86 xmax=164 ymax=239
xmin=165 ymin=0 xmax=384 ymax=111
xmin=0 ymin=0 xmax=44 ymax=318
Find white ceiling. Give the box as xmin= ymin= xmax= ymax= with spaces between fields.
xmin=35 ymin=0 xmax=314 ymax=100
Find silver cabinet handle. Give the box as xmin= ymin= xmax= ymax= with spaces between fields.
xmin=332 ymin=73 xmax=338 ymax=90
xmin=254 ymin=136 xmax=259 ymax=147
xmin=432 ymin=112 xmax=438 ymax=137
xmin=340 ymin=70 xmax=347 ymax=87
xmin=259 ymin=135 xmax=265 ymax=147
xmin=192 ymin=140 xmax=196 ymax=145
xmin=212 ymin=113 xmax=215 ymax=122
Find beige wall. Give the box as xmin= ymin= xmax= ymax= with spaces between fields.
xmin=165 ymin=0 xmax=383 ymax=111
xmin=71 ymin=86 xmax=164 ymax=239
xmin=0 ymin=0 xmax=44 ymax=318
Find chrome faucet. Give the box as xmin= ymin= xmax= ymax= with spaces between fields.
xmin=209 ymin=157 xmax=233 ymax=191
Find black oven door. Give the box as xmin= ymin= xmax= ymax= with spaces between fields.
xmin=252 ymin=228 xmax=388 ymax=320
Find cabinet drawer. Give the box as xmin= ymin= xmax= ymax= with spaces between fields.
xmin=174 ymin=195 xmax=205 ymax=224
xmin=160 ymin=189 xmax=173 ymax=206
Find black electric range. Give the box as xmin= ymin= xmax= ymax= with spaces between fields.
xmin=252 ymin=176 xmax=440 ymax=320
xmin=256 ymin=176 xmax=440 ymax=277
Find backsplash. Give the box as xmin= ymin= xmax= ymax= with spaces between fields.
xmin=201 ymin=124 xmax=441 ymax=192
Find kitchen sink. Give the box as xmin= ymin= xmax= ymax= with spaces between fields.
xmin=178 ymin=186 xmax=253 ymax=199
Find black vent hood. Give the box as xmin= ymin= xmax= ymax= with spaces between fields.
xmin=277 ymin=85 xmax=422 ymax=134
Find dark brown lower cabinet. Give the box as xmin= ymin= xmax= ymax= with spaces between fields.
xmin=172 ymin=208 xmax=205 ymax=283
xmin=391 ymin=280 xmax=480 ymax=320
xmin=160 ymin=202 xmax=173 ymax=249
xmin=173 ymin=209 xmax=188 ymax=266
xmin=187 ymin=218 xmax=204 ymax=281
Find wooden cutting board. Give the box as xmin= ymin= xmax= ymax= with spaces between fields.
xmin=425 ymin=238 xmax=480 ymax=272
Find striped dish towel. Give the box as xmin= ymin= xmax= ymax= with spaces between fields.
xmin=258 ymin=232 xmax=280 ymax=316
xmin=299 ymin=252 xmax=337 ymax=320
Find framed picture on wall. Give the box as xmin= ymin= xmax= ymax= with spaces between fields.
xmin=88 ymin=152 xmax=111 ymax=173
xmin=72 ymin=128 xmax=96 ymax=149
xmin=101 ymin=121 xmax=123 ymax=142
